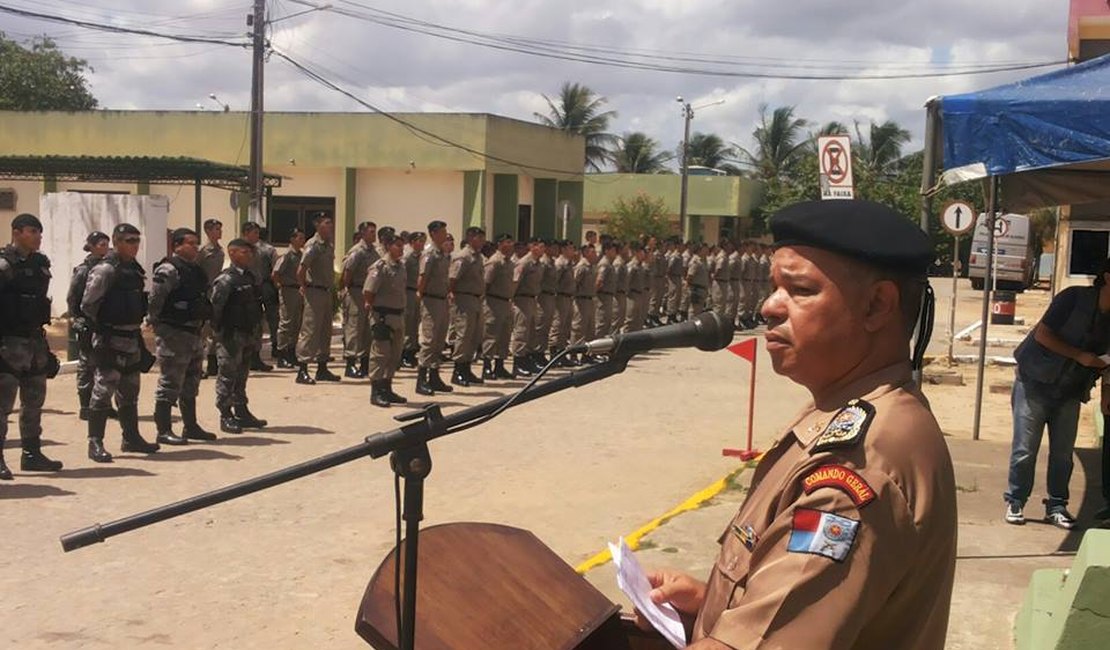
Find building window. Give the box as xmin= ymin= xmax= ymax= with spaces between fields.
xmin=269 ymin=196 xmax=336 ymax=245
xmin=0 ymin=188 xmax=14 ymax=211
xmin=1068 ymin=228 xmax=1110 ymax=276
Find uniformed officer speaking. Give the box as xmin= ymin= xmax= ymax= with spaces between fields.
xmin=643 ymin=200 xmax=956 ymax=650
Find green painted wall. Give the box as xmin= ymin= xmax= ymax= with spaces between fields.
xmin=533 ymin=178 xmax=558 ymax=239
xmin=557 ymin=180 xmax=584 ymax=243
xmin=493 ymin=173 xmax=519 ymax=238
xmin=340 ymin=167 xmax=357 ymax=258
xmin=582 ymin=173 xmax=763 ymax=218
xmin=462 ymin=170 xmax=485 ymax=230
xmin=136 ymin=181 xmax=149 ymax=195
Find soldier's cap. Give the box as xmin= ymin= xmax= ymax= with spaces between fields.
xmin=83 ymin=230 xmax=109 ymax=251
xmin=494 ymin=233 xmax=513 ymax=243
xmin=528 ymin=236 xmax=544 ymax=245
xmin=407 ymin=231 xmax=425 ymax=243
xmin=242 ymin=221 xmax=261 ymax=234
xmin=11 ymin=213 xmax=43 ymax=231
xmin=171 ymin=227 xmax=198 ymax=246
xmin=113 ymin=223 xmax=141 ymax=237
xmin=770 ymin=200 xmax=933 ymax=274
xmin=227 ymin=237 xmax=255 ymax=250
xmin=203 ymin=218 xmax=222 ymax=231
xmin=379 ymin=230 xmax=400 ymax=245
xmin=378 ymin=226 xmax=397 ymax=239
xmin=427 ymin=220 xmax=447 ymax=233
xmin=465 ymin=226 xmax=486 ymax=238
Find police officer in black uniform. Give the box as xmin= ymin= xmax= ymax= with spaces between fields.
xmin=0 ymin=213 xmax=63 ymax=479
xmin=148 ymin=228 xmax=216 ymax=445
xmin=68 ymin=230 xmax=111 ymax=421
xmin=210 ymin=238 xmax=268 ymax=434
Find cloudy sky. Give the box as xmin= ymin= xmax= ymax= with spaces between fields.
xmin=1 ymin=0 xmax=1070 ymax=168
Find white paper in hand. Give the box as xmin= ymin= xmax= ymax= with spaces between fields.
xmin=608 ymin=537 xmax=687 ymax=649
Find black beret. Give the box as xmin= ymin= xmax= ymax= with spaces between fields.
xmin=465 ymin=226 xmax=486 ymax=237
xmin=407 ymin=231 xmax=425 ymax=243
xmin=171 ymin=228 xmax=198 ymax=246
xmin=378 ymin=227 xmax=396 ymax=239
xmin=113 ymin=223 xmax=141 ymax=237
xmin=770 ymin=200 xmax=933 ymax=274
xmin=203 ymin=218 xmax=222 ymax=230
xmin=11 ymin=213 xmax=42 ymax=230
xmin=242 ymin=221 xmax=261 ymax=234
xmin=379 ymin=231 xmax=400 ymax=245
xmin=427 ymin=220 xmax=447 ymax=232
xmin=83 ymin=230 xmax=109 ymax=251
xmin=495 ymin=233 xmax=513 ymax=243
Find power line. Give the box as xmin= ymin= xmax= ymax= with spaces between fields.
xmin=0 ymin=3 xmax=249 ymax=48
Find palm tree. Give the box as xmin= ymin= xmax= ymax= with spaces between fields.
xmin=685 ymin=132 xmax=739 ymax=173
xmin=535 ymin=82 xmax=618 ymax=172
xmin=736 ymin=105 xmax=810 ymax=180
xmin=854 ymin=119 xmax=912 ymax=177
xmin=612 ymin=132 xmax=673 ymax=174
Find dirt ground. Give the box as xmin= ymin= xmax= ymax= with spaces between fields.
xmin=2 ymin=278 xmax=1100 ymax=649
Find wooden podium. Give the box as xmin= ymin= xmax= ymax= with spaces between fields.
xmin=356 ymin=522 xmax=675 ymax=650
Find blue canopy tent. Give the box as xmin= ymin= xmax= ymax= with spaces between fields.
xmin=921 ymin=54 xmax=1110 ymax=441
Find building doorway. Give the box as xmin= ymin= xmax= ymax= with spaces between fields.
xmin=517 ymin=205 xmax=532 ymax=240
xmin=269 ymin=196 xmax=336 ymax=244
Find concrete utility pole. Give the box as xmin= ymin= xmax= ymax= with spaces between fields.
xmin=248 ymin=0 xmax=267 ymax=224
xmin=677 ymin=97 xmax=693 ymax=240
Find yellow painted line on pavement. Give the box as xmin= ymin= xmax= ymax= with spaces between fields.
xmin=575 ymin=458 xmax=760 ymax=574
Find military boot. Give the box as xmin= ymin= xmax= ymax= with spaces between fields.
xmin=315 ymin=361 xmax=341 ymax=382
xmin=428 ymin=367 xmax=453 ymax=393
xmin=119 ymin=404 xmax=159 ymax=454
xmin=513 ymin=356 xmax=534 ymax=378
xmin=276 ymin=348 xmax=296 ymax=369
xmin=20 ymin=437 xmax=64 ymax=471
xmin=180 ymin=396 xmax=216 ymax=441
xmin=87 ymin=409 xmax=113 ymax=463
xmin=250 ymin=351 xmax=273 ymax=372
xmin=295 ymin=363 xmax=316 ymax=385
xmin=344 ymin=357 xmax=361 ymax=379
xmin=464 ymin=363 xmax=484 ymax=385
xmin=494 ymin=358 xmax=514 ymax=379
xmin=359 ymin=355 xmax=370 ymax=378
xmin=370 ymin=381 xmax=391 ymax=408
xmin=482 ymin=358 xmax=496 ymax=381
xmin=0 ymin=447 xmax=10 ymax=480
xmin=384 ymin=380 xmax=408 ymax=405
xmin=451 ymin=362 xmax=470 ymax=387
xmin=533 ymin=351 xmax=550 ymax=368
xmin=233 ymin=405 xmax=268 ymax=429
xmin=204 ymin=354 xmax=219 ymax=378
xmin=401 ymin=349 xmax=417 ymax=369
xmin=78 ymin=386 xmax=92 ymax=421
xmin=415 ymin=367 xmax=435 ymax=396
xmin=154 ymin=400 xmax=188 ymax=446
xmin=219 ymin=406 xmax=243 ymax=434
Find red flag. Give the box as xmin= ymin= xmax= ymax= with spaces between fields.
xmin=728 ymin=338 xmax=757 ymax=362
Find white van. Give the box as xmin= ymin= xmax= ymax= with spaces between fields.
xmin=968 ymin=213 xmax=1038 ymax=291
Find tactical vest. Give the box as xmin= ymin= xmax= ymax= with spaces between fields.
xmin=160 ymin=256 xmax=213 ymax=325
xmin=68 ymin=254 xmax=100 ymax=317
xmin=1014 ymin=285 xmax=1102 ymax=397
xmin=0 ymin=247 xmax=52 ymax=336
xmin=221 ymin=270 xmax=263 ymax=332
xmin=98 ymin=254 xmax=148 ymax=327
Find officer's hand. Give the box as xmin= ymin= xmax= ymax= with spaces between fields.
xmin=1076 ymin=351 xmax=1107 ymax=368
xmin=645 ymin=568 xmax=706 ymax=617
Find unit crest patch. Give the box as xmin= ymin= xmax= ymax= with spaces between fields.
xmin=812 ymin=399 xmax=874 ymax=453
xmin=786 ymin=508 xmax=860 ymax=562
xmin=802 ymin=464 xmax=875 ymax=507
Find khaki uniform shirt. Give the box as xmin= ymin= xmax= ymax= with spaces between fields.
xmin=343 ymin=240 xmax=380 ymax=289
xmin=300 ymin=234 xmax=335 ymax=288
xmin=627 ymin=258 xmax=646 ymax=293
xmin=419 ymin=243 xmax=450 ymax=298
xmin=539 ymin=255 xmax=557 ymax=295
xmin=692 ymin=362 xmax=956 ymax=650
xmin=364 ymin=256 xmax=406 ymax=311
xmin=450 ymin=246 xmax=484 ymax=296
xmin=573 ymin=258 xmax=596 ymax=297
xmin=666 ymin=251 xmax=684 ymax=279
xmin=513 ymin=253 xmax=542 ymax=297
xmin=742 ymin=252 xmax=759 ymax=281
xmin=596 ymin=257 xmax=616 ymax=294
xmin=248 ymin=240 xmax=277 ymax=287
xmin=711 ymin=250 xmax=730 ymax=282
xmin=403 ymin=249 xmax=420 ymax=290
xmin=554 ymin=256 xmax=575 ymax=295
xmin=197 ymin=241 xmax=224 ymax=285
xmin=614 ymin=257 xmax=629 ymax=293
xmin=686 ymin=256 xmax=709 ymax=288
xmin=484 ymin=250 xmax=514 ymax=300
xmin=728 ymin=251 xmax=743 ymax=284
xmin=274 ymin=248 xmax=301 ymax=287
xmin=652 ymin=250 xmax=668 ymax=279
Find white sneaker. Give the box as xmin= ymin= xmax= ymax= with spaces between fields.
xmin=1004 ymin=502 xmax=1025 ymax=525
xmin=1045 ymin=510 xmax=1076 ymax=530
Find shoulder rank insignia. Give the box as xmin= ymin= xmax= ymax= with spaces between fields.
xmin=811 ymin=399 xmax=874 ymax=453
xmin=802 ymin=465 xmax=876 ymax=507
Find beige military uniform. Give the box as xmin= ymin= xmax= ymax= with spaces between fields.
xmin=686 ymin=255 xmax=709 ymax=318
xmin=482 ymin=250 xmax=514 ymax=360
xmin=727 ymin=251 xmax=743 ymax=326
xmin=296 ymin=234 xmax=335 ymax=364
xmin=649 ymin=248 xmax=668 ymax=320
xmin=549 ymin=254 xmax=576 ymax=352
xmin=624 ymin=257 xmax=647 ymax=333
xmin=570 ymin=258 xmax=597 ymax=348
xmin=741 ymin=252 xmax=759 ymax=320
xmin=341 ymin=240 xmax=380 ymax=361
xmin=759 ymin=252 xmax=772 ymax=307
xmin=449 ymin=245 xmax=485 ymax=363
xmin=666 ymin=250 xmax=684 ymax=318
xmin=613 ymin=256 xmax=629 ymax=336
xmin=363 ymin=256 xmax=406 ymax=381
xmin=511 ymin=253 xmax=542 ymax=357
xmin=594 ymin=256 xmax=616 ymax=338
xmin=273 ymin=247 xmax=303 ymax=353
xmin=679 ymin=250 xmax=693 ymax=314
xmin=533 ymin=254 xmax=557 ymax=355
xmin=710 ymin=249 xmax=730 ymax=314
xmin=403 ymin=247 xmax=420 ymax=355
xmin=417 ymin=243 xmax=450 ymax=369
xmin=692 ymin=362 xmax=956 ymax=650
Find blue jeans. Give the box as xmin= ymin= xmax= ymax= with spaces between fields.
xmin=1005 ymin=376 xmax=1080 ymax=511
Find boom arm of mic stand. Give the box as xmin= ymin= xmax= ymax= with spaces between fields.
xmin=59 ymin=354 xmax=633 ymax=552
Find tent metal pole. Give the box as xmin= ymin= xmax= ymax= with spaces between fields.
xmin=972 ymin=175 xmax=999 ymax=441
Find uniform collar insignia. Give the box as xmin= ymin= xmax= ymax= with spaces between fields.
xmin=731 ymin=523 xmax=759 ymax=551
xmin=811 ymin=399 xmax=874 ymax=453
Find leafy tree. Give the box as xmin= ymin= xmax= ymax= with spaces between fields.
xmin=736 ymin=105 xmax=809 ymax=181
xmin=535 ymin=82 xmax=617 ymax=172
xmin=604 ymin=193 xmax=673 ymax=242
xmin=685 ymin=132 xmax=740 ymax=173
xmin=0 ymin=33 xmax=98 ymax=110
xmin=854 ymin=119 xmax=912 ymax=179
xmin=612 ymin=132 xmax=673 ymax=174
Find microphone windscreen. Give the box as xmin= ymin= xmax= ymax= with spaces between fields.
xmin=694 ymin=311 xmax=734 ymax=351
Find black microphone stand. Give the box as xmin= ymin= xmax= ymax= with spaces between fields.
xmin=60 ymin=352 xmax=634 ymax=650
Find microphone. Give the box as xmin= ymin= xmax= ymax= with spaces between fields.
xmin=572 ymin=311 xmax=733 ymax=356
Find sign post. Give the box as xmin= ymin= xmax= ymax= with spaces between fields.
xmin=723 ymin=338 xmax=760 ymax=461
xmin=941 ymin=201 xmax=976 ymax=364
xmin=817 ymin=135 xmax=854 ymax=200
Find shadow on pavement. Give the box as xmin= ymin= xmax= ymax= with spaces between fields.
xmin=456 ymin=390 xmax=511 ymax=398
xmin=214 ymin=436 xmax=291 ymax=447
xmin=41 ymin=408 xmax=77 ymax=416
xmin=50 ymin=466 xmax=155 ymax=479
xmin=1056 ymin=447 xmax=1105 ymax=553
xmin=261 ymin=425 xmax=332 ymax=435
xmin=130 ymin=449 xmax=242 ymax=462
xmin=0 ymin=483 xmax=76 ymax=500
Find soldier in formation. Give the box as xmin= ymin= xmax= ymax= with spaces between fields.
xmin=340 ymin=221 xmax=379 ymax=378
xmin=210 ymin=238 xmax=268 ymax=433
xmin=68 ymin=230 xmax=110 ymax=421
xmin=272 ymin=227 xmax=306 ymax=368
xmin=295 ymin=213 xmax=340 ymax=385
xmin=364 ymin=228 xmax=408 ymax=407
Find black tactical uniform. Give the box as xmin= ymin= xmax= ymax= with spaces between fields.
xmin=210 ymin=264 xmax=267 ymax=433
